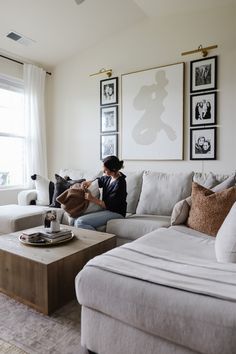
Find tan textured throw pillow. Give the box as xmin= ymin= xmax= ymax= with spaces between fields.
xmin=187 ymin=182 xmax=236 ymax=236
xmin=171 ymin=174 xmax=236 ymax=226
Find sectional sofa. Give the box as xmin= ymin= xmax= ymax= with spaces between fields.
xmin=2 ymin=168 xmax=188 ymax=236
xmin=1 ymin=169 xmax=236 ymax=354
xmin=74 ymin=170 xmax=236 ymax=354
xmin=6 ymin=168 xmax=232 ymax=242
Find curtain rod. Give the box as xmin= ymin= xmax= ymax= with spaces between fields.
xmin=0 ymin=54 xmax=52 ymax=76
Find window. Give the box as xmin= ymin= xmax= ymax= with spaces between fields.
xmin=0 ymin=74 xmax=25 ymax=188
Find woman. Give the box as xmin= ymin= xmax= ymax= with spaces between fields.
xmin=74 ymin=155 xmax=127 ymax=230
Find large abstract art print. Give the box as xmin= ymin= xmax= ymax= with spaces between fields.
xmin=121 ymin=62 xmax=184 ymax=160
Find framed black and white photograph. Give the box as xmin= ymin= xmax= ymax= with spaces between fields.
xmin=100 ymin=105 xmax=118 ymax=133
xmin=190 ymin=56 xmax=217 ymax=93
xmin=190 ymin=127 xmax=216 ymax=160
xmin=190 ymin=92 xmax=217 ymax=126
xmin=100 ymin=134 xmax=118 ymax=160
xmin=100 ymin=77 xmax=118 ymax=106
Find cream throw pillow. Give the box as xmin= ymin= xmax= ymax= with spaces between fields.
xmin=31 ymin=174 xmax=54 ymax=206
xmin=171 ymin=198 xmax=191 ymax=225
xmin=84 ymin=180 xmax=103 ymax=214
xmin=215 ymin=202 xmax=236 ymax=263
xmin=187 ymin=182 xmax=236 ymax=236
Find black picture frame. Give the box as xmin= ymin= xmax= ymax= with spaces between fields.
xmin=190 ymin=91 xmax=217 ymax=126
xmin=100 ymin=77 xmax=118 ymax=106
xmin=100 ymin=134 xmax=118 ymax=160
xmin=190 ymin=127 xmax=216 ymax=160
xmin=100 ymin=105 xmax=118 ymax=133
xmin=190 ymin=56 xmax=217 ymax=93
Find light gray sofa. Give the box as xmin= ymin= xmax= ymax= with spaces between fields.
xmin=75 ymin=171 xmax=236 ymax=354
xmin=3 ymin=169 xmax=194 ymax=238
xmin=0 ymin=169 xmax=231 ymax=239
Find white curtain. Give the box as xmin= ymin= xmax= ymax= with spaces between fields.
xmin=24 ymin=64 xmax=47 ymax=185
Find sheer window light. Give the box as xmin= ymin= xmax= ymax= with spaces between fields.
xmin=0 ymin=74 xmax=26 ymax=188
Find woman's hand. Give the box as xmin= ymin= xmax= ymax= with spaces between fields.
xmin=84 ymin=190 xmax=95 ymax=202
xmin=81 ymin=180 xmax=92 ymax=190
xmin=84 ymin=190 xmax=105 ymax=208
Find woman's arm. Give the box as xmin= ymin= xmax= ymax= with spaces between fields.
xmin=84 ymin=190 xmax=106 ymax=208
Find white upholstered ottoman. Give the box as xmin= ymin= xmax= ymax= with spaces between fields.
xmin=0 ymin=204 xmax=58 ymax=234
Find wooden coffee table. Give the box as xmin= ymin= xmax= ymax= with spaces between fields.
xmin=0 ymin=226 xmax=116 ymax=315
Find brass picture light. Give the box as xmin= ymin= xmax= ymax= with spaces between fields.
xmin=90 ymin=68 xmax=112 ymax=78
xmin=181 ymin=44 xmax=218 ymax=58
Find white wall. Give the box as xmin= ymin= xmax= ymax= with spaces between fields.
xmin=47 ymin=3 xmax=236 ymax=178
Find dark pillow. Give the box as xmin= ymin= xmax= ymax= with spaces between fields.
xmin=50 ymin=174 xmax=85 ymax=208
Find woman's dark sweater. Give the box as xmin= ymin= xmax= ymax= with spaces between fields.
xmin=97 ymin=172 xmax=127 ymax=217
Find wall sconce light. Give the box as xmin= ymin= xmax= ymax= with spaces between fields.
xmin=181 ymin=44 xmax=218 ymax=58
xmin=90 ymin=68 xmax=112 ymax=78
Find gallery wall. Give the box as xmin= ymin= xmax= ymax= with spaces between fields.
xmin=47 ymin=3 xmax=236 ymax=178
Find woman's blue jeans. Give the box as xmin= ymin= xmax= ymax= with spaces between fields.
xmin=73 ymin=210 xmax=124 ymax=230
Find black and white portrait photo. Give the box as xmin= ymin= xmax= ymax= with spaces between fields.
xmin=100 ymin=77 xmax=118 ymax=106
xmin=190 ymin=127 xmax=216 ymax=160
xmin=190 ymin=56 xmax=217 ymax=93
xmin=100 ymin=105 xmax=118 ymax=133
xmin=100 ymin=134 xmax=118 ymax=160
xmin=190 ymin=92 xmax=216 ymax=126
xmin=195 ymin=64 xmax=211 ymax=86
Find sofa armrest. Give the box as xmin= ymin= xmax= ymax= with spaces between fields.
xmin=18 ymin=189 xmax=38 ymax=205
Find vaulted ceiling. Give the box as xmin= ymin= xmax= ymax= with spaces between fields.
xmin=0 ymin=0 xmax=234 ymax=70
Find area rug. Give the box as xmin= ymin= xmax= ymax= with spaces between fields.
xmin=0 ymin=338 xmax=27 ymax=353
xmin=0 ymin=292 xmax=85 ymax=354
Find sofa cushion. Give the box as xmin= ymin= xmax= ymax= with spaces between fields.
xmin=212 ymin=173 xmax=236 ymax=192
xmin=106 ymin=214 xmax=171 ymax=241
xmin=136 ymin=171 xmax=193 ymax=216
xmin=215 ymin=202 xmax=236 ymax=263
xmin=59 ymin=168 xmax=102 ymax=181
xmin=193 ymin=171 xmax=218 ymax=188
xmin=194 ymin=172 xmax=234 ymax=186
xmin=187 ymin=182 xmax=236 ymax=236
xmin=124 ymin=171 xmax=143 ymax=214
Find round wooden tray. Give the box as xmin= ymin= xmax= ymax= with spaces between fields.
xmin=19 ymin=233 xmax=74 ymax=247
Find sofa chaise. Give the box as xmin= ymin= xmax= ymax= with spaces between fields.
xmin=75 ymin=222 xmax=236 ymax=354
